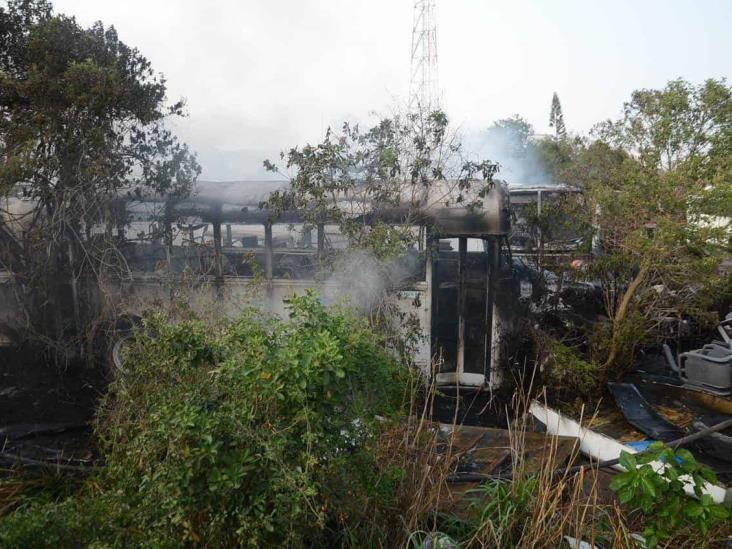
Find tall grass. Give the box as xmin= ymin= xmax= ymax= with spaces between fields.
xmin=364 ymin=374 xmax=637 ymax=548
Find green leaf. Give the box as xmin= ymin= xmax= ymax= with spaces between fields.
xmin=684 ymin=501 xmax=704 ymax=518
xmin=618 ymin=488 xmax=635 ymax=504
xmin=641 ymin=476 xmax=657 ymax=498
xmin=610 ymin=473 xmax=632 ymax=491
xmin=619 ymin=451 xmax=638 ymax=470
xmin=709 ymin=505 xmax=730 ymax=520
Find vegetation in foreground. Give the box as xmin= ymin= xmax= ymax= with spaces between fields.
xmin=2 ymin=292 xmax=731 ymax=548
xmin=0 ymin=292 xmax=410 ymax=547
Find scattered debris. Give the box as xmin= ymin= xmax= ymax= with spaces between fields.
xmin=529 ymin=400 xmax=732 ymax=503
xmin=419 ymin=532 xmax=459 ymax=549
xmin=622 ymin=378 xmax=732 ymax=465
xmin=665 ymin=314 xmax=732 ymax=395
xmin=562 ymin=535 xmax=599 ymax=549
xmin=608 ymin=383 xmax=684 ymax=442
xmin=431 ymin=422 xmax=577 ymax=514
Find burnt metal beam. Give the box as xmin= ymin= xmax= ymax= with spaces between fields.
xmin=427 ymin=227 xmax=437 ymax=377
xmin=456 ymin=236 xmax=467 ymax=377
xmin=317 ymin=222 xmax=325 ymax=259
xmin=264 ymin=222 xmax=273 ymax=281
xmin=212 ymin=220 xmax=223 ymax=284
xmin=483 ymin=238 xmax=500 ymax=381
xmin=225 ymin=224 xmax=233 ymax=247
xmin=163 ymin=203 xmax=173 ymax=273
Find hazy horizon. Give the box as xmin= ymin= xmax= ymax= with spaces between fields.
xmin=47 ymin=0 xmax=732 ymax=181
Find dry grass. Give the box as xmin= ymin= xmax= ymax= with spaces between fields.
xmin=373 ymin=376 xmax=454 ymax=545
xmin=0 ymin=478 xmax=30 ymax=517
xmin=382 ymin=374 xmax=732 ymax=549
xmin=374 ymin=377 xmax=646 ymax=549
xmin=463 ymin=391 xmax=623 ymax=548
xmin=0 ymin=473 xmax=62 ymax=518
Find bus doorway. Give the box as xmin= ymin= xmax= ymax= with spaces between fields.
xmin=431 ymin=236 xmax=501 ymax=387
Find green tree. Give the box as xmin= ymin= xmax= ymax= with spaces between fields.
xmin=0 ymin=0 xmax=200 ymax=351
xmin=596 ymin=78 xmax=732 ymax=178
xmin=549 ymin=92 xmax=567 ymax=139
xmin=265 ymin=110 xmax=498 ymax=256
xmin=559 ymin=79 xmax=732 ymax=371
xmin=596 ymin=78 xmax=732 ymax=221
xmin=485 ymin=114 xmax=534 ymax=159
xmin=264 ymin=111 xmax=498 ymax=359
xmin=531 ymin=134 xmax=578 ymax=184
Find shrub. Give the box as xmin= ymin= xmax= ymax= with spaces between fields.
xmin=540 ymin=337 xmax=601 ymax=400
xmin=610 ymin=442 xmax=731 ymax=549
xmin=0 ymin=291 xmax=410 ymax=548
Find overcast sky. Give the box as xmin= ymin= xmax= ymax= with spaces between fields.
xmin=50 ymin=0 xmax=732 ymax=180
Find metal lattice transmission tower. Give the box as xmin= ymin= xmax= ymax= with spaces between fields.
xmin=409 ymin=0 xmax=439 ymax=115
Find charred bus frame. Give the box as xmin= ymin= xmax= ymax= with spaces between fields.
xmin=3 ymin=180 xmax=515 ymax=388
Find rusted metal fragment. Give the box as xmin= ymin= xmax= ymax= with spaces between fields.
xmin=629 ymin=379 xmax=732 ymax=465
xmin=572 ymin=405 xmax=646 ymax=443
xmin=430 ymin=423 xmax=485 ymax=455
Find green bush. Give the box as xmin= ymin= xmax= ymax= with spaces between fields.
xmin=542 ymin=338 xmax=601 ymax=399
xmin=0 ymin=291 xmax=409 ymax=548
xmin=611 ymin=442 xmax=731 ymax=549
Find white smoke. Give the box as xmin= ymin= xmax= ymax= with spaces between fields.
xmin=463 ymin=124 xmax=557 ymax=188
xmin=321 ymin=249 xmax=416 ymax=310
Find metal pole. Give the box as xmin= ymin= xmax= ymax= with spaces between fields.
xmin=116 ymin=200 xmax=126 ymax=240
xmin=537 ymin=190 xmax=544 ymax=270
xmin=484 ymin=238 xmax=500 ymax=382
xmin=456 ymin=237 xmax=467 ymax=378
xmin=426 ymin=227 xmax=437 ymax=377
xmin=213 ymin=220 xmax=223 ymax=282
xmin=317 ymin=222 xmax=325 ymax=259
xmin=163 ymin=203 xmax=173 ymax=274
xmin=264 ymin=222 xmax=273 ymax=280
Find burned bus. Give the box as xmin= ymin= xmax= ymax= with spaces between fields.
xmin=1 ymin=180 xmax=518 ymax=390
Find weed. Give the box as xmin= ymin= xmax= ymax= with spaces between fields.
xmin=539 ymin=337 xmax=601 ymax=400
xmin=611 ymin=442 xmax=731 ymax=548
